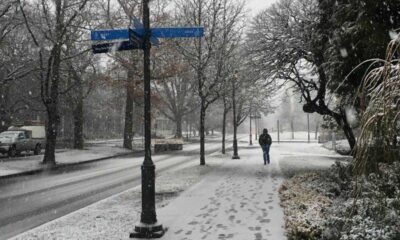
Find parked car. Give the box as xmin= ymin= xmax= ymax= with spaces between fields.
xmin=0 ymin=126 xmax=45 ymax=157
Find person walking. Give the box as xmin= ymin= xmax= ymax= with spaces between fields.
xmin=259 ymin=128 xmax=272 ymax=165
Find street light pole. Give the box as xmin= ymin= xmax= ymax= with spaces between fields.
xmin=249 ymin=106 xmax=253 ymax=146
xmin=130 ymin=0 xmax=164 ymax=238
xmin=232 ymin=73 xmax=240 ymax=159
xmin=307 ymin=113 xmax=310 ymax=143
xmin=255 ymin=115 xmax=258 ymax=140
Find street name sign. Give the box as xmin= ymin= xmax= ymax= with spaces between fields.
xmin=91 ymin=27 xmax=204 ymax=41
xmin=133 ymin=27 xmax=204 ymax=38
xmin=91 ymin=18 xmax=204 ymax=54
xmin=91 ymin=29 xmax=129 ymax=41
xmin=92 ymin=41 xmax=142 ymax=54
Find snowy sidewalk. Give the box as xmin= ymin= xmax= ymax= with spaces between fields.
xmin=158 ymin=145 xmax=286 ymax=240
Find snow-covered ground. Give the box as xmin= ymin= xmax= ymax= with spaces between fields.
xmin=269 ymin=131 xmax=319 ymax=142
xmin=0 ymin=135 xmax=212 ymax=178
xmin=10 ymin=141 xmax=348 ymax=240
xmin=0 ymin=145 xmax=133 ymax=178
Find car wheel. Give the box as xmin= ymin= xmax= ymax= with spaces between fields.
xmin=34 ymin=144 xmax=41 ymax=155
xmin=8 ymin=146 xmax=17 ymax=157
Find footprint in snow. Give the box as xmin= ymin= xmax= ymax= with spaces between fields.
xmin=174 ymin=229 xmax=183 ymax=234
xmin=260 ymin=219 xmax=271 ymax=223
xmin=255 ymin=232 xmax=263 ymax=240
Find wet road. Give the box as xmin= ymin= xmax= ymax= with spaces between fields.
xmin=0 ymin=137 xmax=234 ymax=240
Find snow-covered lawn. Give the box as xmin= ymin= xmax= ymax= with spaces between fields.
xmin=0 ymin=146 xmax=132 ymax=178
xmin=269 ymin=131 xmax=319 ymax=141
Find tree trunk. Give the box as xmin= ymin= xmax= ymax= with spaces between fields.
xmin=43 ymin=103 xmax=58 ymax=165
xmin=42 ymin=42 xmax=62 ymax=166
xmin=200 ymin=99 xmax=206 ymax=165
xmin=175 ymin=115 xmax=183 ymax=138
xmin=340 ymin=110 xmax=356 ymax=151
xmin=123 ymin=69 xmax=134 ymax=149
xmin=73 ymin=95 xmax=84 ymax=149
xmin=0 ymin=83 xmax=10 ymax=132
xmin=221 ymin=102 xmax=228 ymax=154
xmin=331 ymin=110 xmax=356 ymax=152
xmin=342 ymin=122 xmax=356 ymax=151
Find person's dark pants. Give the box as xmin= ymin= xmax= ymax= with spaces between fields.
xmin=261 ymin=144 xmax=270 ymax=164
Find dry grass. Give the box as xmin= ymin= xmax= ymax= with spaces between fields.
xmin=354 ymin=33 xmax=400 ymax=174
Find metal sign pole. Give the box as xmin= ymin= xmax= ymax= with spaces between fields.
xmin=90 ymin=3 xmax=204 ymax=239
xmin=130 ymin=0 xmax=164 ymax=238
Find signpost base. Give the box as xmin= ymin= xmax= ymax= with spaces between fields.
xmin=130 ymin=223 xmax=166 ymax=238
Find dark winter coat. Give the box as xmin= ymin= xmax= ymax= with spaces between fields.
xmin=259 ymin=133 xmax=272 ymax=146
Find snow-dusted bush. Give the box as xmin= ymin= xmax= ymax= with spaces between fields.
xmin=321 ymin=162 xmax=400 ymax=240
xmin=280 ymin=162 xmax=400 ymax=240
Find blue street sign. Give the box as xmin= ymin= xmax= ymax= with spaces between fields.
xmin=91 ymin=25 xmax=204 ymax=53
xmin=92 ymin=40 xmax=142 ymax=54
xmin=134 ymin=27 xmax=204 ymax=38
xmin=91 ymin=27 xmax=204 ymax=41
xmin=91 ymin=29 xmax=129 ymax=41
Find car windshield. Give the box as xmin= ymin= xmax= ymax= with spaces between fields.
xmin=0 ymin=131 xmax=21 ymax=138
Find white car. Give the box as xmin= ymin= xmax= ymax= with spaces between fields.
xmin=0 ymin=129 xmax=44 ymax=157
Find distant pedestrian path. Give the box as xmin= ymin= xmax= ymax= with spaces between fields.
xmin=269 ymin=131 xmax=319 ymax=143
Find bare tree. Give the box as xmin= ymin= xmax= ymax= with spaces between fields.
xmin=0 ymin=1 xmax=40 ymax=131
xmin=109 ymin=0 xmax=169 ymax=148
xmin=151 ymin=42 xmax=197 ymax=138
xmin=19 ymin=0 xmax=91 ymax=165
xmin=63 ymin=50 xmax=96 ymax=149
xmin=175 ymin=0 xmax=245 ymax=165
xmin=247 ymin=0 xmax=357 ymax=150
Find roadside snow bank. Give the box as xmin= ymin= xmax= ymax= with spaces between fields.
xmin=279 ymin=162 xmax=400 ymax=240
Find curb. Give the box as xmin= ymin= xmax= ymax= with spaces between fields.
xmin=0 ymin=151 xmax=143 ymax=181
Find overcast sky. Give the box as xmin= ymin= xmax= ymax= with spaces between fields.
xmin=246 ymin=0 xmax=277 ymax=16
